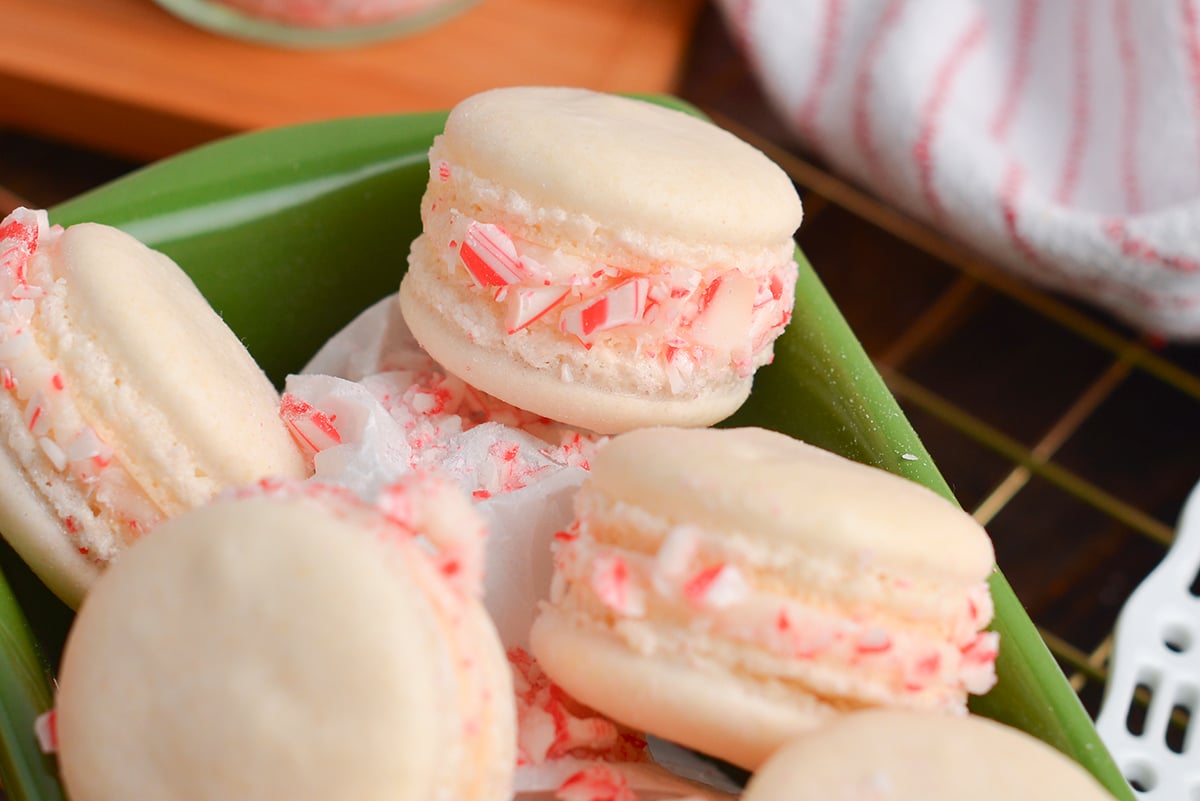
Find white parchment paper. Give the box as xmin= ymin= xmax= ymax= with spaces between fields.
xmin=289 ymin=295 xmax=738 ymax=800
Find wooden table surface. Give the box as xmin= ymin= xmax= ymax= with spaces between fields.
xmin=3 ymin=0 xmax=702 ymax=161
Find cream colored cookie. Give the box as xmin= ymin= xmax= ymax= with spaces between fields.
xmin=0 ymin=208 xmax=308 ymax=607
xmin=55 ymin=478 xmax=515 ymax=801
xmin=531 ymin=426 xmax=998 ymax=769
xmin=743 ymin=709 xmax=1117 ymax=801
xmin=399 ymin=86 xmax=803 ymax=434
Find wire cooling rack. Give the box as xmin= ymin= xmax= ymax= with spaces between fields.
xmin=680 ymin=5 xmax=1200 ymax=725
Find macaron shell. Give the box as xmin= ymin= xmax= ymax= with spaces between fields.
xmin=56 ymin=494 xmax=458 ymax=801
xmin=586 ymin=427 xmax=995 ymax=583
xmin=43 ymin=223 xmax=307 ymax=512
xmin=440 ymin=87 xmax=803 ymax=249
xmin=0 ymin=441 xmax=97 ymax=607
xmin=742 ymin=709 xmax=1118 ymax=801
xmin=530 ymin=608 xmax=831 ymax=770
xmin=458 ymin=598 xmax=522 ymax=801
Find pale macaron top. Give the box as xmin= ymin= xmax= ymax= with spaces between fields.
xmin=589 ymin=426 xmax=995 ymax=584
xmin=439 ymin=86 xmax=804 ymax=250
xmin=54 ymin=480 xmax=515 ymax=801
xmin=742 ymin=709 xmax=1117 ymax=801
xmin=0 ymin=210 xmax=307 ymax=607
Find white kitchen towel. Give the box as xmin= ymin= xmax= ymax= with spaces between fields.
xmin=717 ymin=0 xmax=1200 ymax=340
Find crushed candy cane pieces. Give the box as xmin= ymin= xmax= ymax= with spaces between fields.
xmin=555 ymin=765 xmax=638 ymax=801
xmin=460 ymin=222 xmax=527 ymax=287
xmin=280 ymin=393 xmax=341 ymax=462
xmin=507 ymin=285 xmax=571 ymax=334
xmin=34 ymin=709 xmax=57 ymax=754
xmin=591 ymin=554 xmax=645 ymax=618
xmin=0 ymin=208 xmax=159 ymax=558
xmin=561 ymin=278 xmax=650 ymax=344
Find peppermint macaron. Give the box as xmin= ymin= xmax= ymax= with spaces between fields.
xmin=742 ymin=709 xmax=1117 ymax=801
xmin=0 ymin=208 xmax=308 ymax=607
xmin=54 ymin=475 xmax=515 ymax=801
xmin=530 ymin=426 xmax=999 ymax=769
xmin=398 ymin=86 xmax=803 ymax=434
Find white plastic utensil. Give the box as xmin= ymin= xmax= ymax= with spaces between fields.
xmin=1096 ymin=478 xmax=1200 ymax=799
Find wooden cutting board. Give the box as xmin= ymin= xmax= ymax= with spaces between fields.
xmin=2 ymin=0 xmax=702 ymax=161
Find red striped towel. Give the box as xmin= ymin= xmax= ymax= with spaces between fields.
xmin=718 ymin=0 xmax=1200 ymax=340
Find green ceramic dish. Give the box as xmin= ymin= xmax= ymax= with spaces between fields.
xmin=0 ymin=98 xmax=1133 ymax=801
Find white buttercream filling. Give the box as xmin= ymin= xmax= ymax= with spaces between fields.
xmin=416 ymin=156 xmax=798 ymax=396
xmin=546 ymin=501 xmax=999 ymax=711
xmin=0 ymin=209 xmax=162 ymax=564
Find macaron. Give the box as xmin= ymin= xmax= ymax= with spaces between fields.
xmin=742 ymin=709 xmax=1117 ymax=801
xmin=0 ymin=207 xmax=308 ymax=607
xmin=54 ymin=475 xmax=516 ymax=801
xmin=398 ymin=86 xmax=803 ymax=434
xmin=529 ymin=426 xmax=999 ymax=770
